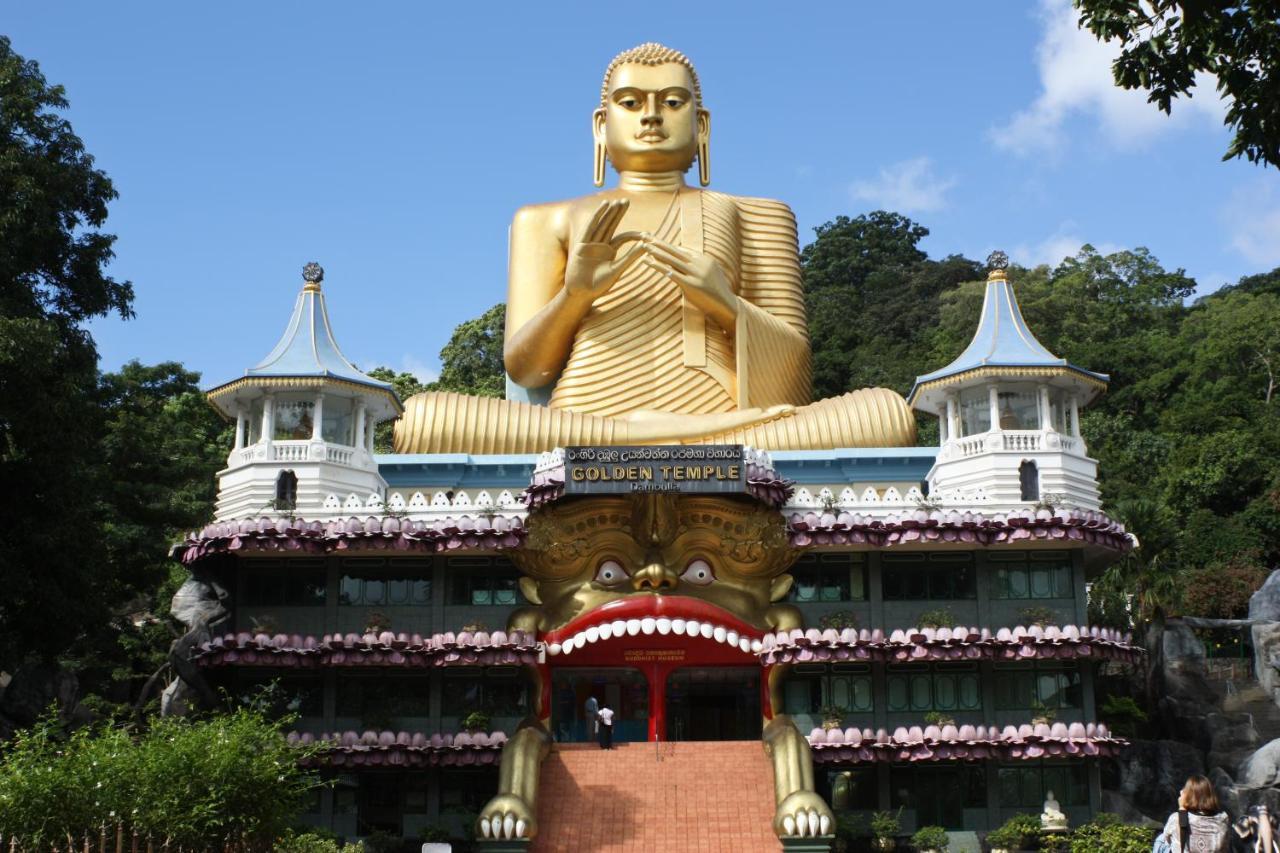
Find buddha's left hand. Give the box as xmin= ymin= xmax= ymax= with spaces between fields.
xmin=643 ymin=238 xmax=738 ymax=330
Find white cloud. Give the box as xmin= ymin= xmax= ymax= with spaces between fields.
xmin=996 ymin=0 xmax=1225 ymax=155
xmin=851 ymin=157 xmax=956 ymax=213
xmin=1009 ymin=226 xmax=1122 ymax=268
xmin=1223 ymin=183 xmax=1280 ymax=267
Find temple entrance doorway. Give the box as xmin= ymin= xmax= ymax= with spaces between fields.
xmin=550 ymin=667 xmax=648 ymax=744
xmin=665 ymin=667 xmax=761 ymax=741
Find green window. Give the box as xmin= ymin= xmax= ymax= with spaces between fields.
xmin=336 ymin=677 xmax=432 ymax=727
xmin=442 ymin=668 xmax=528 ymax=717
xmin=997 ymin=763 xmax=1088 ymax=808
xmin=240 ymin=559 xmax=326 ymax=606
xmin=448 ymin=557 xmax=522 ymax=606
xmin=882 ymin=553 xmax=976 ymax=600
xmin=886 ymin=664 xmax=982 ymax=713
xmin=989 ymin=551 xmax=1074 ymax=599
xmin=783 ymin=664 xmax=874 ymax=715
xmin=890 ymin=765 xmax=987 ymax=829
xmin=339 ymin=558 xmax=431 ymax=606
xmin=789 ymin=553 xmax=866 ymax=602
xmin=993 ymin=662 xmax=1081 ymax=710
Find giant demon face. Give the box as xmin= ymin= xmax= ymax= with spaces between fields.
xmin=508 ymin=494 xmax=803 ymax=648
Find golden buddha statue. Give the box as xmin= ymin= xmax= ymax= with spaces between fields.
xmin=394 ymin=43 xmax=915 ymax=454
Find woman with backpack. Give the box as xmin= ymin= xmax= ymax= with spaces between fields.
xmin=1155 ymin=775 xmax=1232 ymax=853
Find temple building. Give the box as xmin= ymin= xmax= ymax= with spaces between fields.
xmin=169 ymin=42 xmax=1137 ymax=853
xmin=174 ymin=257 xmax=1135 ymax=850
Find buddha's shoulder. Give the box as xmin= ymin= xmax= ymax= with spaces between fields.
xmin=702 ymin=190 xmax=796 ymax=221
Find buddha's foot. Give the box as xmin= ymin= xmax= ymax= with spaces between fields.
xmin=622 ymin=403 xmax=794 ymax=443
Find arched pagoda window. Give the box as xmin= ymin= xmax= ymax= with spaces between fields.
xmin=1019 ymin=460 xmax=1039 ymax=502
xmin=275 ymin=469 xmax=298 ymax=510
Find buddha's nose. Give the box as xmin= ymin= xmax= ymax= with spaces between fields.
xmin=642 ymin=94 xmax=662 ymax=126
xmin=632 ymin=559 xmax=677 ymax=592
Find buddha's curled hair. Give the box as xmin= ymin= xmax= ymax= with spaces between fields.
xmin=600 ymin=43 xmax=702 ymax=106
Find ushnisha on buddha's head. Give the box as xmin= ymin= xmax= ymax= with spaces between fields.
xmin=593 ymin=43 xmax=711 ymax=186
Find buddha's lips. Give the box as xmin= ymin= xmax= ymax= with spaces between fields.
xmin=541 ymin=595 xmax=764 ymax=658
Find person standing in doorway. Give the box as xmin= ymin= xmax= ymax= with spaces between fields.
xmin=583 ymin=694 xmax=599 ymax=743
xmin=598 ymin=703 xmax=614 ymax=750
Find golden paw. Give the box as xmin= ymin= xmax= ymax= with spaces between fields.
xmin=774 ymin=790 xmax=834 ymax=838
xmin=477 ymin=794 xmax=535 ymax=840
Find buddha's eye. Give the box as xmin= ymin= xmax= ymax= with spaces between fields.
xmin=595 ymin=559 xmax=629 ymax=586
xmin=680 ymin=558 xmax=714 ymax=586
xmin=664 ymin=98 xmax=684 ymax=108
xmin=617 ymin=97 xmax=639 ymax=109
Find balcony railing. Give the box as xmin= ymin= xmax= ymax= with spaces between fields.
xmin=230 ymin=440 xmax=362 ymax=467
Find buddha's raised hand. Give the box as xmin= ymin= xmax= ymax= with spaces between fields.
xmin=564 ymin=198 xmax=646 ymax=304
xmin=643 ymin=237 xmax=739 ymax=331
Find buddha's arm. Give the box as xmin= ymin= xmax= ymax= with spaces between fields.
xmin=504 ymin=204 xmax=583 ymax=388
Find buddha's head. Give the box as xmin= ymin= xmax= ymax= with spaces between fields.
xmin=595 ymin=43 xmax=710 ymax=185
xmin=511 ymin=494 xmax=797 ymax=648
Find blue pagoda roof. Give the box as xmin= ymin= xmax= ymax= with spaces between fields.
xmin=908 ymin=272 xmax=1108 ymax=403
xmin=207 ymin=265 xmax=398 ymax=407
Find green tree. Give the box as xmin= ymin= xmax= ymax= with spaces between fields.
xmin=1076 ymin=0 xmax=1280 ymax=167
xmin=0 ymin=36 xmax=133 ymax=669
xmin=430 ymin=302 xmax=506 ymax=397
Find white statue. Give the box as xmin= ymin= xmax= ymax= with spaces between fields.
xmin=1041 ymin=790 xmax=1068 ymax=832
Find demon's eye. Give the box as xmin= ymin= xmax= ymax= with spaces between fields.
xmin=595 ymin=559 xmax=629 ymax=586
xmin=681 ymin=558 xmax=714 ymax=586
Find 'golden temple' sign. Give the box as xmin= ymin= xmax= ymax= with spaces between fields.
xmin=564 ymin=445 xmax=745 ymax=494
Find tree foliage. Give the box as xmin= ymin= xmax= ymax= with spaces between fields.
xmin=0 ymin=708 xmax=324 ymax=846
xmin=1075 ymin=0 xmax=1280 ymax=167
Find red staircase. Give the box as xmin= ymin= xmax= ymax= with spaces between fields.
xmin=531 ymin=740 xmax=781 ymax=852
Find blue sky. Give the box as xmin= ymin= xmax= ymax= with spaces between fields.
xmin=7 ymin=1 xmax=1276 ymax=385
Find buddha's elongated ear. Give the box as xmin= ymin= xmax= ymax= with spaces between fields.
xmin=593 ymin=108 xmax=608 ymax=187
xmin=696 ymin=108 xmax=711 ymax=187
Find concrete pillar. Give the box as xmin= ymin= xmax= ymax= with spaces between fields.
xmin=1038 ymin=385 xmax=1052 ymax=431
xmin=938 ymin=407 xmax=949 ymax=443
xmin=1069 ymin=395 xmax=1081 ymax=438
xmin=366 ymin=415 xmax=376 ymax=452
xmin=262 ymin=395 xmax=276 ymax=453
xmin=987 ymin=385 xmax=1000 ymax=432
xmin=312 ymin=393 xmax=325 ymax=441
xmin=233 ymin=405 xmax=246 ymax=450
xmin=945 ymin=392 xmax=960 ymax=439
xmin=353 ymin=401 xmax=366 ymax=449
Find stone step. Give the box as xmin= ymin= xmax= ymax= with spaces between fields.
xmin=531 ymin=740 xmax=782 ymax=852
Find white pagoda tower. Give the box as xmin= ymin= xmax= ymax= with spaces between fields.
xmin=908 ymin=251 xmax=1109 ymax=511
xmin=205 ymin=263 xmax=401 ymax=520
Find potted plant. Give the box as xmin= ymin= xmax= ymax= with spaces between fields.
xmin=819 ymin=610 xmax=860 ymax=631
xmin=1017 ymin=605 xmax=1058 ymax=627
xmin=986 ymin=813 xmax=1040 ymax=853
xmin=1030 ymin=699 xmax=1057 ymax=727
xmin=461 ymin=710 xmax=491 ymax=733
xmin=364 ymin=610 xmax=391 ymax=634
xmin=870 ymin=808 xmax=901 ymax=851
xmin=911 ymin=825 xmax=949 ymax=852
xmin=923 ymin=711 xmax=956 ymax=728
xmin=915 ymin=608 xmax=955 ymax=630
xmin=820 ymin=704 xmax=849 ymax=731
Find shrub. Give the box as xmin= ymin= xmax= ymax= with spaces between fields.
xmin=0 ymin=708 xmax=325 ymax=846
xmin=1099 ymin=695 xmax=1149 ymax=738
xmin=916 ymin=608 xmax=955 ymax=629
xmin=911 ymin=824 xmax=949 ymax=850
xmin=461 ymin=710 xmax=491 ymax=732
xmin=275 ymin=830 xmax=364 ymax=853
xmin=819 ymin=610 xmax=860 ymax=630
xmin=1017 ymin=605 xmax=1059 ymax=627
xmin=871 ymin=808 xmax=902 ymax=839
xmin=1069 ymin=814 xmax=1153 ymax=853
xmin=923 ymin=711 xmax=956 ymax=728
xmin=986 ymin=813 xmax=1041 ymax=849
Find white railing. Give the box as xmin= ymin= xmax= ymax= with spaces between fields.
xmin=236 ymin=446 xmax=256 ymax=464
xmin=955 ymin=436 xmax=986 ymax=457
xmin=272 ymin=441 xmax=309 ymax=462
xmin=1001 ymin=431 xmax=1042 ymax=452
xmin=1059 ymin=435 xmax=1079 ymax=453
xmin=326 ymin=446 xmax=354 ymax=466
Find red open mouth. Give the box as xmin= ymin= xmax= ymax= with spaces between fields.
xmin=542 ymin=596 xmax=763 ymax=659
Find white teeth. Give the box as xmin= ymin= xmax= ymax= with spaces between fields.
xmin=563 ymin=637 xmax=576 ymax=653
xmin=700 ymin=622 xmax=714 ymax=639
xmin=656 ymin=617 xmax=672 ymax=635
xmin=672 ymin=618 xmax=686 ymax=634
xmin=726 ymin=630 xmax=739 ymax=647
xmin=585 ymin=626 xmax=600 ymax=643
xmin=739 ymin=638 xmax=751 ymax=653
xmin=503 ymin=814 xmax=515 ymax=839
xmin=575 ymin=631 xmax=588 ymax=648
xmin=626 ymin=619 xmax=641 ymax=636
xmin=641 ymin=617 xmax=656 ymax=635
xmin=750 ymin=639 xmax=763 ymax=653
xmin=611 ymin=619 xmax=626 ymax=637
xmin=819 ymin=814 xmax=830 ymax=835
xmin=783 ymin=815 xmax=796 ymax=836
xmin=713 ymin=625 xmax=727 ymax=643
xmin=516 ymin=819 xmax=527 ymax=838
xmin=481 ymin=817 xmax=493 ymax=838
xmin=548 ymin=643 xmax=562 ymax=656
xmin=685 ymin=620 xmax=701 ymax=637
xmin=806 ymin=809 xmax=819 ymax=836
xmin=599 ymin=623 xmax=614 ymax=641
